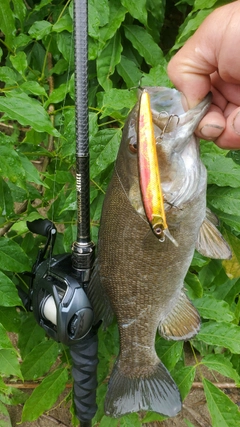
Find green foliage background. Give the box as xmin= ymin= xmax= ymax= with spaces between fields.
xmin=0 ymin=0 xmax=240 ymax=426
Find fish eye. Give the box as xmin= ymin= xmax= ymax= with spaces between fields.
xmin=128 ymin=142 xmax=137 ymax=153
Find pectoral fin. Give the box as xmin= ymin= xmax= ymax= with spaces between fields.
xmin=158 ymin=292 xmax=200 ymax=341
xmin=196 ymin=212 xmax=232 ymax=260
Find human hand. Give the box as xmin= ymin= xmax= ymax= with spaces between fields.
xmin=167 ymin=1 xmax=240 ymax=149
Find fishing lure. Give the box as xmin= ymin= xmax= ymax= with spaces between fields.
xmin=138 ymin=90 xmax=178 ymax=246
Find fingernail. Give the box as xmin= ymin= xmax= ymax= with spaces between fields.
xmin=200 ymin=124 xmax=224 ymax=140
xmin=232 ymin=112 xmax=240 ymax=135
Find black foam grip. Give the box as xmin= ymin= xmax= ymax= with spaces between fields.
xmin=70 ymin=329 xmax=98 ymax=423
xmin=27 ymin=219 xmax=55 ymax=237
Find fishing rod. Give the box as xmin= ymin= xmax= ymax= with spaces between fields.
xmin=20 ymin=1 xmax=98 ymax=426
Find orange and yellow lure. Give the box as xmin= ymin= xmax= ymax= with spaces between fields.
xmin=138 ymin=90 xmax=178 ymax=246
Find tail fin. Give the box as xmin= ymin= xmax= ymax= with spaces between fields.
xmin=104 ymin=360 xmax=181 ymax=418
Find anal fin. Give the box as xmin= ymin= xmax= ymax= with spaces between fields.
xmin=105 ymin=359 xmax=181 ymax=418
xmin=158 ymin=292 xmax=200 ymax=341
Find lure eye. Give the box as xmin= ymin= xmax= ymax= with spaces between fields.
xmin=152 ymin=224 xmax=165 ymax=242
xmin=128 ymin=141 xmax=137 ymax=153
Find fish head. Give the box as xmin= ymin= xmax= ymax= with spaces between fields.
xmin=115 ymin=87 xmax=212 ymax=216
xmin=149 ymin=87 xmax=212 ymax=207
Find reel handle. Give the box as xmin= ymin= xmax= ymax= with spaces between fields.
xmin=27 ymin=219 xmax=56 ymax=237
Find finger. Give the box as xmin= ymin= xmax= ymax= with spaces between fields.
xmin=214 ymin=107 xmax=240 ymax=149
xmin=195 ymin=105 xmax=226 ymax=140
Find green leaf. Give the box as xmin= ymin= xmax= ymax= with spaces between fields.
xmin=0 ymin=272 xmax=23 ymax=307
xmin=0 ymin=92 xmax=60 ymax=136
xmin=20 ymin=81 xmax=48 ymax=97
xmin=0 ymin=144 xmax=26 ymax=188
xmin=203 ymin=378 xmax=240 ymax=427
xmin=52 ymin=14 xmax=72 ymax=33
xmin=116 ymin=55 xmax=142 ymax=88
xmin=119 ymin=414 xmax=142 ymax=427
xmin=120 ymin=0 xmax=147 ymax=26
xmin=18 ymin=153 xmax=47 ymax=187
xmin=201 ymin=354 xmax=240 ymax=385
xmin=10 ymin=51 xmax=27 ymax=77
xmin=0 ymin=0 xmax=16 ymax=48
xmin=0 ymin=324 xmax=16 ymax=350
xmin=21 ymin=340 xmax=59 ymax=380
xmin=193 ymin=295 xmax=234 ymax=322
xmin=0 ymin=400 xmax=12 ymax=427
xmin=101 ymin=88 xmax=137 ymax=119
xmin=90 ymin=128 xmax=122 ymax=178
xmin=196 ymin=321 xmax=240 ymax=353
xmin=156 ymin=337 xmax=183 ymax=371
xmin=172 ymin=9 xmax=212 ymax=51
xmin=0 ymin=239 xmax=31 ymax=272
xmin=124 ymin=25 xmax=163 ymax=67
xmin=0 ymin=307 xmax=21 ymax=333
xmin=172 ymin=366 xmax=196 ymax=401
xmin=141 ymin=64 xmax=170 ymax=87
xmin=13 ymin=0 xmax=27 ymax=26
xmin=208 ymin=186 xmax=240 ymax=217
xmin=97 ymin=32 xmax=122 ymax=91
xmin=57 ymin=32 xmax=74 ymax=69
xmin=28 ymin=20 xmax=52 ymax=40
xmin=222 ymin=229 xmax=240 ymax=280
xmin=202 ymin=153 xmax=240 ymax=188
xmin=99 ymin=0 xmax=126 ymax=43
xmin=98 ymin=415 xmax=119 ymax=427
xmin=18 ymin=313 xmax=46 ymax=359
xmin=0 ymin=67 xmax=18 ymax=85
xmin=0 ymin=349 xmax=22 ymax=379
xmin=0 ymin=178 xmax=13 ymax=217
xmin=184 ymin=271 xmax=203 ymax=299
xmin=21 ymin=368 xmax=68 ymax=422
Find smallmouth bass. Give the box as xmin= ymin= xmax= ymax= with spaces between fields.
xmin=88 ymin=87 xmax=231 ymax=419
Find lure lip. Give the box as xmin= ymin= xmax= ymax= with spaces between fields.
xmin=138 ymin=89 xmax=178 ymax=246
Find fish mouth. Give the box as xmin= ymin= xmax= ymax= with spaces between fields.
xmin=137 ymin=89 xmax=178 ymax=246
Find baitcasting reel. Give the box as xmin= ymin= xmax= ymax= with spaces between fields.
xmin=22 ymin=219 xmax=94 ymax=346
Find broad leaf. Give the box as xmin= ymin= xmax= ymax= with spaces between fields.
xmin=119 ymin=413 xmax=142 ymax=427
xmin=97 ymin=32 xmax=122 ymax=91
xmin=0 ymin=349 xmax=22 ymax=379
xmin=124 ymin=25 xmax=163 ymax=67
xmin=0 ymin=92 xmax=60 ymax=136
xmin=0 ymin=272 xmax=23 ymax=307
xmin=18 ymin=313 xmax=46 ymax=359
xmin=0 ymin=400 xmax=12 ymax=427
xmin=21 ymin=340 xmax=59 ymax=380
xmin=208 ymin=186 xmax=240 ymax=217
xmin=28 ymin=20 xmax=52 ymax=40
xmin=21 ymin=368 xmax=68 ymax=422
xmin=193 ymin=295 xmax=234 ymax=322
xmin=196 ymin=321 xmax=240 ymax=353
xmin=202 ymin=153 xmax=240 ymax=188
xmin=172 ymin=366 xmax=196 ymax=401
xmin=90 ymin=128 xmax=121 ymax=178
xmin=201 ymin=354 xmax=240 ymax=385
xmin=203 ymin=378 xmax=240 ymax=427
xmin=156 ymin=337 xmax=183 ymax=371
xmin=10 ymin=51 xmax=27 ymax=77
xmin=0 ymin=178 xmax=13 ymax=217
xmin=120 ymin=0 xmax=147 ymax=26
xmin=116 ymin=55 xmax=142 ymax=88
xmin=0 ymin=0 xmax=16 ymax=48
xmin=0 ymin=239 xmax=31 ymax=272
xmin=222 ymin=229 xmax=240 ymax=279
xmin=98 ymin=415 xmax=119 ymax=427
xmin=184 ymin=271 xmax=203 ymax=299
xmin=99 ymin=0 xmax=126 ymax=43
xmin=0 ymin=145 xmax=26 ymax=188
